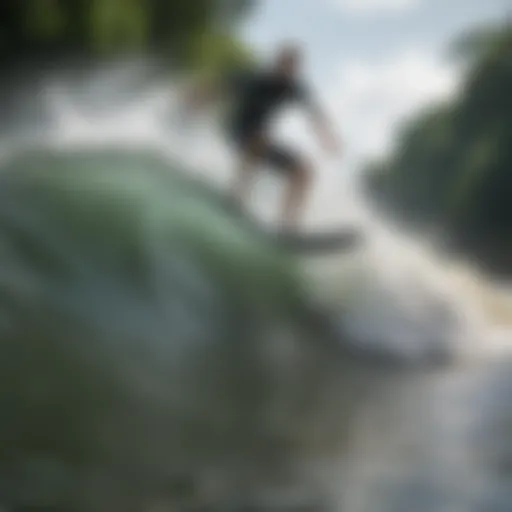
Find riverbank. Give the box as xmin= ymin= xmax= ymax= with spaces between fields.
xmin=364 ymin=190 xmax=512 ymax=282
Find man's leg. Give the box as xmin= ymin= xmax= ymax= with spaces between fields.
xmin=230 ymin=134 xmax=265 ymax=211
xmin=281 ymin=161 xmax=312 ymax=230
xmin=231 ymin=153 xmax=256 ymax=210
xmin=268 ymin=145 xmax=313 ymax=230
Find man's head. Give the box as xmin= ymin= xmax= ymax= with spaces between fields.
xmin=274 ymin=43 xmax=303 ymax=79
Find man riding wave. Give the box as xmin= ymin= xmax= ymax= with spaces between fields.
xmin=184 ymin=42 xmax=342 ymax=230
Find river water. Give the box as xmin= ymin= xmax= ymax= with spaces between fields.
xmin=0 ymin=65 xmax=510 ymax=511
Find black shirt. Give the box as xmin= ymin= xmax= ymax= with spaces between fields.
xmin=226 ymin=69 xmax=312 ymax=136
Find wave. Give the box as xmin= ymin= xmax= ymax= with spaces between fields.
xmin=0 ymin=145 xmax=418 ymax=510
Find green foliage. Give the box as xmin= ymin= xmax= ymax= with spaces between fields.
xmin=186 ymin=30 xmax=255 ymax=75
xmin=450 ymin=20 xmax=512 ymax=65
xmin=0 ymin=0 xmax=254 ymax=67
xmin=364 ymin=21 xmax=512 ymax=264
xmin=89 ymin=0 xmax=149 ymax=52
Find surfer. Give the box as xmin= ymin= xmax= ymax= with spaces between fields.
xmin=184 ymin=42 xmax=341 ymax=230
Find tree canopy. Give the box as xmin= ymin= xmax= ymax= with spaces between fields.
xmin=364 ymin=21 xmax=512 ymax=273
xmin=0 ymin=0 xmax=254 ymax=69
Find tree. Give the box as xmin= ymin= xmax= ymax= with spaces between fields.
xmin=0 ymin=0 xmax=255 ymax=68
xmin=363 ymin=20 xmax=512 ymax=271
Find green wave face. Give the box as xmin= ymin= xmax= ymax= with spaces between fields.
xmin=0 ymin=146 xmax=366 ymax=510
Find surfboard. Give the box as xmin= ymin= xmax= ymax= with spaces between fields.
xmin=216 ymin=194 xmax=364 ymax=254
xmin=270 ymin=228 xmax=363 ymax=254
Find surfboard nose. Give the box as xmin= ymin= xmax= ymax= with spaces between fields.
xmin=275 ymin=228 xmax=364 ymax=255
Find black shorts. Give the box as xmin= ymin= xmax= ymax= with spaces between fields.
xmin=230 ymin=125 xmax=300 ymax=174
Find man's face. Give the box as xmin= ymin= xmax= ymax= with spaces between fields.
xmin=275 ymin=47 xmax=302 ymax=79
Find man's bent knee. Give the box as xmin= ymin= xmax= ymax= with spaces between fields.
xmin=291 ymin=159 xmax=313 ymax=188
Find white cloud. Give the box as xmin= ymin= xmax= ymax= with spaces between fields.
xmin=332 ymin=0 xmax=421 ymax=15
xmin=323 ymin=49 xmax=460 ymax=160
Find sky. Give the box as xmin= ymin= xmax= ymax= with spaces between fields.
xmin=237 ymin=0 xmax=509 ymax=162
